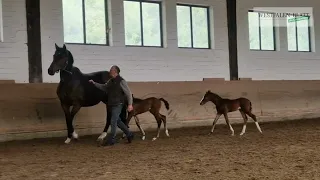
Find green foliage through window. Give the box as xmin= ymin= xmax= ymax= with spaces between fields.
xmin=176 ymin=4 xmax=210 ymax=48
xmin=287 ymin=16 xmax=311 ymax=52
xmin=62 ymin=0 xmax=108 ymax=45
xmin=248 ymin=11 xmax=275 ymax=51
xmin=123 ymin=0 xmax=162 ymax=47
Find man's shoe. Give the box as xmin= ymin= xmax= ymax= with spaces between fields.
xmin=102 ymin=139 xmax=117 ymax=146
xmin=127 ymin=133 xmax=134 ymax=143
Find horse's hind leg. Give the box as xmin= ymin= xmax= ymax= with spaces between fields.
xmin=151 ymin=112 xmax=162 ymax=141
xmin=239 ymin=110 xmax=248 ymax=136
xmin=247 ymin=112 xmax=262 ymax=134
xmin=152 ymin=119 xmax=162 ymax=141
xmin=161 ymin=114 xmax=169 ymax=137
xmin=223 ymin=113 xmax=234 ymax=136
xmin=134 ymin=116 xmax=146 ymax=140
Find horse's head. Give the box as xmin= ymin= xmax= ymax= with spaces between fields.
xmin=48 ymin=43 xmax=69 ymax=76
xmin=200 ymin=90 xmax=212 ymax=105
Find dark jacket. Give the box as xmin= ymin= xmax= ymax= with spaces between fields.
xmin=93 ymin=75 xmax=133 ymax=106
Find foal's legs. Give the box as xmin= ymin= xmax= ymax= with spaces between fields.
xmin=208 ymin=113 xmax=221 ymax=135
xmin=161 ymin=114 xmax=170 ymax=137
xmin=239 ymin=110 xmax=248 ymax=136
xmin=246 ymin=112 xmax=263 ymax=134
xmin=151 ymin=112 xmax=162 ymax=141
xmin=134 ymin=116 xmax=146 ymax=140
xmin=223 ymin=113 xmax=234 ymax=136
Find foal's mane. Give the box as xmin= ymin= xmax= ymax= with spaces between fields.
xmin=207 ymin=91 xmax=223 ymax=101
xmin=132 ymin=94 xmax=144 ymax=103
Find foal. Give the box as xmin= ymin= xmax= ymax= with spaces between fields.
xmin=200 ymin=90 xmax=262 ymax=136
xmin=126 ymin=95 xmax=170 ymax=141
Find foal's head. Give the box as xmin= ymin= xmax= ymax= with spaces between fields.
xmin=200 ymin=90 xmax=213 ymax=105
xmin=48 ymin=43 xmax=70 ymax=76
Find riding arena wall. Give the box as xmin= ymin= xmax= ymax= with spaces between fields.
xmin=1 ymin=79 xmax=320 ymax=142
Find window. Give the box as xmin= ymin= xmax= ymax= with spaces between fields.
xmin=62 ymin=0 xmax=109 ymax=45
xmin=248 ymin=11 xmax=275 ymax=51
xmin=123 ymin=0 xmax=163 ymax=47
xmin=287 ymin=16 xmax=311 ymax=52
xmin=176 ymin=4 xmax=210 ymax=49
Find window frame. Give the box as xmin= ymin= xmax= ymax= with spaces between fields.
xmin=248 ymin=10 xmax=276 ymax=51
xmin=62 ymin=0 xmax=110 ymax=46
xmin=287 ymin=15 xmax=312 ymax=52
xmin=124 ymin=0 xmax=164 ymax=48
xmin=176 ymin=3 xmax=211 ymax=49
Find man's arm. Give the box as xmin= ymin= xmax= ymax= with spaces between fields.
xmin=120 ymin=79 xmax=133 ymax=105
xmin=93 ymin=82 xmax=108 ymax=92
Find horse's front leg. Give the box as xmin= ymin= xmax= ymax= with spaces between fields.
xmin=134 ymin=116 xmax=146 ymax=140
xmin=97 ymin=106 xmax=111 ymax=141
xmin=208 ymin=113 xmax=221 ymax=135
xmin=61 ymin=103 xmax=72 ymax=144
xmin=69 ymin=104 xmax=81 ymax=142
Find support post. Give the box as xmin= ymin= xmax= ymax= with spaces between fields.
xmin=26 ymin=0 xmax=43 ymax=83
xmin=226 ymin=0 xmax=238 ymax=80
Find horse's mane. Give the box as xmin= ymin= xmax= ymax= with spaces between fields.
xmin=66 ymin=49 xmax=74 ymax=65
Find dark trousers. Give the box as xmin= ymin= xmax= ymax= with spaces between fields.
xmin=107 ymin=104 xmax=132 ymax=143
xmin=107 ymin=103 xmax=128 ymax=127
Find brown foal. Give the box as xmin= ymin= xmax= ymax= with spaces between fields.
xmin=126 ymin=95 xmax=170 ymax=141
xmin=200 ymin=90 xmax=262 ymax=136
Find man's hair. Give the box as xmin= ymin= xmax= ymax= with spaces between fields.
xmin=111 ymin=65 xmax=120 ymax=73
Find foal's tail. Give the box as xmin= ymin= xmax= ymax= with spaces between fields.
xmin=159 ymin=98 xmax=170 ymax=110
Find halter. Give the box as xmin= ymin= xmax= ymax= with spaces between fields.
xmin=60 ymin=50 xmax=73 ymax=75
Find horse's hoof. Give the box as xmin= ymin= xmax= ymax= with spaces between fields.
xmin=141 ymin=136 xmax=146 ymax=140
xmin=97 ymin=132 xmax=107 ymax=141
xmin=208 ymin=132 xmax=213 ymax=136
xmin=231 ymin=134 xmax=235 ymax=136
xmin=165 ymin=130 xmax=170 ymax=137
xmin=72 ymin=131 xmax=79 ymax=139
xmin=65 ymin=138 xmax=71 ymax=144
xmin=152 ymin=137 xmax=157 ymax=141
xmin=239 ymin=132 xmax=245 ymax=136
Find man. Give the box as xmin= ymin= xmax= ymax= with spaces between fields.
xmin=89 ymin=65 xmax=134 ymax=145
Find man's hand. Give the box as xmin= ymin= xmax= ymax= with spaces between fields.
xmin=127 ymin=104 xmax=133 ymax=112
xmin=89 ymin=79 xmax=95 ymax=84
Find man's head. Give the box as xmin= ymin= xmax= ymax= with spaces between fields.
xmin=109 ymin=65 xmax=120 ymax=78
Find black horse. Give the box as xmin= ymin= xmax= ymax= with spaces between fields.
xmin=48 ymin=43 xmax=127 ymax=144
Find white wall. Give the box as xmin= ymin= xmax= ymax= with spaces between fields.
xmin=40 ymin=0 xmax=229 ymax=82
xmin=237 ymin=0 xmax=320 ymax=80
xmin=0 ymin=0 xmax=28 ymax=83
xmin=2 ymin=0 xmax=320 ymax=83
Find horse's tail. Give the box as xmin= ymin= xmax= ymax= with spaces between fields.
xmin=249 ymin=101 xmax=253 ymax=112
xmin=159 ymin=98 xmax=170 ymax=110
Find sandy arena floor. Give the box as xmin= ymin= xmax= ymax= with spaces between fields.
xmin=1 ymin=118 xmax=320 ymax=180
